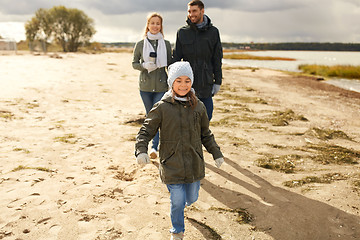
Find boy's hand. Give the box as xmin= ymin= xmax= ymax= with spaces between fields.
xmin=136 ymin=153 xmax=150 ymax=165
xmin=215 ymin=157 xmax=224 ymax=168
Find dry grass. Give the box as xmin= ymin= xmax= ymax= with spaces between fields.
xmin=254 ymin=154 xmax=302 ymax=173
xmin=54 ymin=133 xmax=78 ymax=144
xmin=298 ymin=64 xmax=360 ymax=80
xmin=224 ymin=53 xmax=296 ymax=61
xmin=13 ymin=148 xmax=30 ymax=154
xmin=305 ymin=127 xmax=352 ymax=141
xmin=265 ymin=109 xmax=308 ymax=126
xmin=307 ymin=144 xmax=359 ymax=165
xmin=0 ymin=110 xmax=14 ymax=120
xmin=12 ymin=165 xmax=53 ymax=172
xmin=283 ymin=173 xmax=349 ymax=188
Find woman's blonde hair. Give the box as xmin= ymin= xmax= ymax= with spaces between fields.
xmin=144 ymin=12 xmax=164 ymax=37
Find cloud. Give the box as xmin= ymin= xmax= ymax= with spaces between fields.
xmin=0 ymin=22 xmax=25 ymax=40
xmin=87 ymin=9 xmax=185 ymax=42
xmin=0 ymin=0 xmax=359 ymax=43
xmin=0 ymin=0 xmax=54 ymax=14
xmin=208 ymin=0 xmax=360 ymax=43
xmin=0 ymin=0 xmax=184 ymax=15
xmin=0 ymin=0 xmax=307 ymax=16
xmin=206 ymin=0 xmax=304 ymax=12
xmin=342 ymin=0 xmax=360 ymax=7
xmin=85 ymin=0 xmax=302 ymax=14
xmin=84 ymin=0 xmax=185 ymax=14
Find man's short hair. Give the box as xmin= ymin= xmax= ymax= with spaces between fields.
xmin=188 ymin=0 xmax=204 ymax=10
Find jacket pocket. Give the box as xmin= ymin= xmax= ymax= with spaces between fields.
xmin=159 ymin=141 xmax=184 ymax=182
xmin=203 ymin=63 xmax=214 ymax=85
xmin=182 ymin=39 xmax=194 ymax=56
xmin=159 ymin=140 xmax=177 ymax=164
xmin=194 ymin=141 xmax=203 ymax=160
xmin=161 ymin=151 xmax=175 ymax=165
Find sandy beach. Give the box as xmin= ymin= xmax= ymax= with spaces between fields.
xmin=1 ymin=51 xmax=360 ymax=240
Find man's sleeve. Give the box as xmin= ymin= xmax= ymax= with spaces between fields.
xmin=172 ymin=30 xmax=183 ymax=63
xmin=212 ymin=28 xmax=223 ymax=85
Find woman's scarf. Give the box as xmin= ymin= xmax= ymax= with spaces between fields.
xmin=142 ymin=32 xmax=167 ymax=71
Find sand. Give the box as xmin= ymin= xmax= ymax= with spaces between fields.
xmin=1 ymin=51 xmax=360 ymax=240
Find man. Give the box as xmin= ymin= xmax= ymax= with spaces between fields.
xmin=173 ymin=0 xmax=223 ymax=120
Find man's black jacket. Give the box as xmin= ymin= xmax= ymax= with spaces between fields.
xmin=173 ymin=16 xmax=223 ymax=98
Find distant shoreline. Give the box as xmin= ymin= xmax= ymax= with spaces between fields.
xmin=99 ymin=41 xmax=360 ymax=51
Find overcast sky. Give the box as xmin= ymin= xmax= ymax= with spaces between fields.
xmin=0 ymin=0 xmax=359 ymax=43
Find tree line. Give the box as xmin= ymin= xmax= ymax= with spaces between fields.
xmin=25 ymin=6 xmax=95 ymax=52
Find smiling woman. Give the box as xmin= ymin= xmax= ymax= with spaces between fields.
xmin=132 ymin=12 xmax=172 ymax=157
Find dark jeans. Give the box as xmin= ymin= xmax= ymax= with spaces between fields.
xmin=199 ymin=97 xmax=214 ymax=121
xmin=140 ymin=91 xmax=165 ymax=150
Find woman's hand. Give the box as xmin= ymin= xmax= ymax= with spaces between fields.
xmin=142 ymin=62 xmax=157 ymax=72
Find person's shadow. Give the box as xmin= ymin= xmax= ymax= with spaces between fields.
xmin=201 ymin=158 xmax=360 ymax=240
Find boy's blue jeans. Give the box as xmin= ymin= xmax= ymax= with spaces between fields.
xmin=166 ymin=181 xmax=201 ymax=233
xmin=139 ymin=91 xmax=165 ymax=150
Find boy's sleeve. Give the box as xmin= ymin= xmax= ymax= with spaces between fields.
xmin=200 ymin=104 xmax=223 ymax=160
xmin=135 ymin=103 xmax=162 ymax=156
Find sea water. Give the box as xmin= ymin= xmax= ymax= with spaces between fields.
xmin=223 ymin=50 xmax=360 ymax=93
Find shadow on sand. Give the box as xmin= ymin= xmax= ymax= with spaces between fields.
xmin=201 ymin=158 xmax=360 ymax=240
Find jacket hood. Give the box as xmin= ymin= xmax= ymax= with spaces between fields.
xmin=186 ymin=14 xmax=212 ymax=31
xmin=161 ymin=89 xmax=198 ymax=104
xmin=161 ymin=90 xmax=173 ymax=103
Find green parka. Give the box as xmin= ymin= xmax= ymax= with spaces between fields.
xmin=135 ymin=93 xmax=223 ymax=184
xmin=132 ymin=39 xmax=172 ymax=92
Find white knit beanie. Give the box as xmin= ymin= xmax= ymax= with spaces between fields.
xmin=167 ymin=61 xmax=194 ymax=88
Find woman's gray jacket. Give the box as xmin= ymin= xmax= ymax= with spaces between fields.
xmin=132 ymin=38 xmax=172 ymax=92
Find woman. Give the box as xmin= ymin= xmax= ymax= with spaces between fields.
xmin=132 ymin=12 xmax=172 ymax=159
